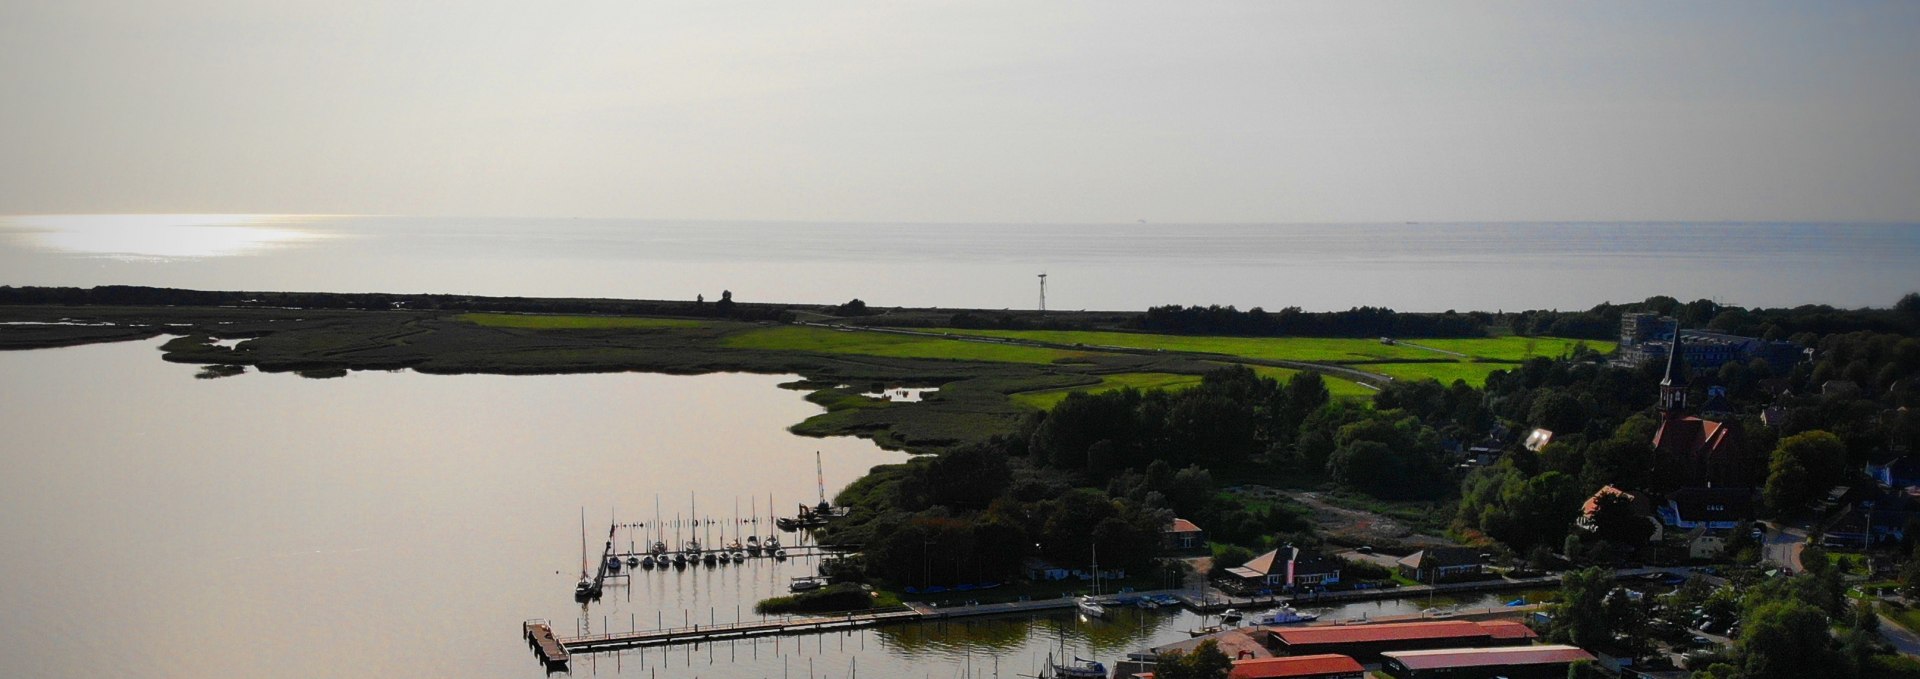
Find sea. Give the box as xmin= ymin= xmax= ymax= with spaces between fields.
xmin=1 ymin=215 xmax=1916 ymax=312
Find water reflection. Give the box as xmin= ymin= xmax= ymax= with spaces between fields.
xmin=1 ymin=213 xmax=338 ymax=258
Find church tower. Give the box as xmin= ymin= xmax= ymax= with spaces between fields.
xmin=1659 ymin=324 xmax=1689 ymax=415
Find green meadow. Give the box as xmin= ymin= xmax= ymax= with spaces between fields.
xmin=723 ymin=326 xmax=1089 ymax=364
xmin=1369 ymin=361 xmax=1516 ymax=387
xmin=938 ymin=328 xmax=1610 ymax=363
xmin=1010 ymin=372 xmax=1208 ymax=409
xmin=1403 ymin=336 xmax=1615 ymax=360
xmin=1247 ymin=366 xmax=1378 ymax=398
xmin=937 ymin=328 xmax=1440 ymax=362
xmin=1009 ymin=366 xmax=1377 ymax=409
xmin=457 ymin=312 xmax=704 ymax=329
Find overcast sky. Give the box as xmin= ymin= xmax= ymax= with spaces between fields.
xmin=2 ymin=1 xmax=1916 ymax=223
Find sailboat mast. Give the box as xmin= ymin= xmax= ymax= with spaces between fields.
xmin=816 ymin=451 xmax=826 ymax=506
xmin=579 ymin=507 xmax=588 ymax=579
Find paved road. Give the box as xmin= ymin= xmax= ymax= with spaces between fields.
xmin=1882 ymin=614 xmax=1920 ymax=656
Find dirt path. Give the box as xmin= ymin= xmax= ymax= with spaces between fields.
xmin=1263 ymin=488 xmax=1454 ymax=548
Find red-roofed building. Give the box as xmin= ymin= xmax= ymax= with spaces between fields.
xmin=1476 ymin=620 xmax=1538 ymax=641
xmin=1264 ymin=620 xmax=1535 ymax=664
xmin=1228 ymin=654 xmax=1366 ymax=678
xmin=1164 ymin=518 xmax=1206 ymax=551
xmin=1227 ymin=545 xmax=1342 ymax=589
xmin=1653 ymin=416 xmax=1755 ymax=486
xmin=1651 ymin=329 xmax=1757 ymax=486
xmin=1380 ymin=644 xmax=1595 ymax=678
xmin=1131 ymin=653 xmax=1365 ymax=679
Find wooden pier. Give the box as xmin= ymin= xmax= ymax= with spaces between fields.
xmin=557 ymin=607 xmax=922 ymax=651
xmin=523 ymin=620 xmax=570 ymax=670
xmin=553 ymin=589 xmax=1187 ymax=654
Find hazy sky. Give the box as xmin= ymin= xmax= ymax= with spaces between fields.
xmin=3 ymin=1 xmax=1916 ymax=223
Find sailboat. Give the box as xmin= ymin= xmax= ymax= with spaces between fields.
xmin=1042 ymin=652 xmax=1106 ymax=679
xmin=1076 ymin=544 xmax=1105 ymax=618
xmin=572 ymin=508 xmax=600 ymax=601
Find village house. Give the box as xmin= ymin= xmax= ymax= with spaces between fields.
xmin=1163 ymin=518 xmax=1206 ymax=551
xmin=1576 ymin=484 xmax=1663 ymax=542
xmin=1869 ymin=457 xmax=1920 ymax=489
xmin=1395 ymin=547 xmax=1485 ymax=583
xmin=1227 ymin=544 xmax=1342 ymax=590
xmin=1657 ymin=486 xmax=1756 ymax=530
xmin=1683 ymin=526 xmax=1730 ymax=560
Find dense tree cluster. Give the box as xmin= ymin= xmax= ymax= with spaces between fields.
xmin=1021 ymin=367 xmax=1454 ymax=500
xmin=1128 ymin=304 xmax=1489 ymax=338
xmin=1511 ymin=293 xmax=1920 ymax=341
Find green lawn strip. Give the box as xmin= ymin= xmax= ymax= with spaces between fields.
xmin=1883 ymin=603 xmax=1920 ymax=634
xmin=724 ymin=326 xmax=1090 ymax=364
xmin=456 ymin=312 xmax=705 ymax=329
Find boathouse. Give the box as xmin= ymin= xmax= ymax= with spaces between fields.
xmin=1132 ymin=653 xmax=1366 ymax=679
xmin=1263 ymin=620 xmax=1535 ymax=665
xmin=1378 ymin=644 xmax=1595 ymax=678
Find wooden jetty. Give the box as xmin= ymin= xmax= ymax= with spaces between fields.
xmin=523 ymin=619 xmax=570 ymax=670
xmin=554 ymin=589 xmax=1186 ymax=654
xmin=558 ymin=607 xmax=922 ymax=651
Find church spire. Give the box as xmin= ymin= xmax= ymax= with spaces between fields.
xmin=1660 ymin=322 xmax=1689 ymax=414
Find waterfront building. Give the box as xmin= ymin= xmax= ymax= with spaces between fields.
xmin=1227 ymin=545 xmax=1342 ymax=590
xmin=1163 ymin=517 xmax=1207 ymax=551
xmin=1262 ymin=620 xmax=1536 ymax=664
xmin=1394 ymin=547 xmax=1485 ymax=583
xmin=1378 ymin=644 xmax=1596 ymax=679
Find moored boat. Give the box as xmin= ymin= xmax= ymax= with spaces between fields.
xmin=1076 ymin=596 xmax=1106 ymax=619
xmin=1255 ymin=605 xmax=1318 ymax=625
xmin=1044 ymin=653 xmax=1106 ymax=679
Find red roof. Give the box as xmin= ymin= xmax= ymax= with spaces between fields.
xmin=1382 ymin=645 xmax=1594 ymax=670
xmin=1168 ymin=518 xmax=1203 ymax=533
xmin=1479 ymin=620 xmax=1539 ymax=640
xmin=1271 ymin=620 xmax=1488 ymax=646
xmin=1653 ymin=416 xmax=1742 ymax=459
xmin=1228 ymin=654 xmax=1364 ymax=678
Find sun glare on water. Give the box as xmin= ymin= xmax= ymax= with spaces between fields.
xmin=1 ymin=214 xmax=339 ymax=259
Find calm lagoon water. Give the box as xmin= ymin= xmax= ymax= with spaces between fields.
xmin=0 ymin=338 xmax=1543 ymax=678
xmin=1 ymin=216 xmax=1917 ymax=312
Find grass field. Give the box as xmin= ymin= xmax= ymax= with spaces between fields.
xmin=934 ymin=328 xmax=1611 ymax=363
xmin=937 ymin=328 xmax=1442 ymax=362
xmin=1369 ymin=361 xmax=1519 ymax=387
xmin=1010 ymin=372 xmax=1207 ymax=409
xmin=1402 ymin=336 xmax=1616 ymax=360
xmin=1010 ymin=366 xmax=1376 ymax=409
xmin=724 ymin=326 xmax=1089 ymax=364
xmin=457 ymin=312 xmax=705 ymax=329
xmin=1246 ymin=365 xmax=1377 ymax=398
